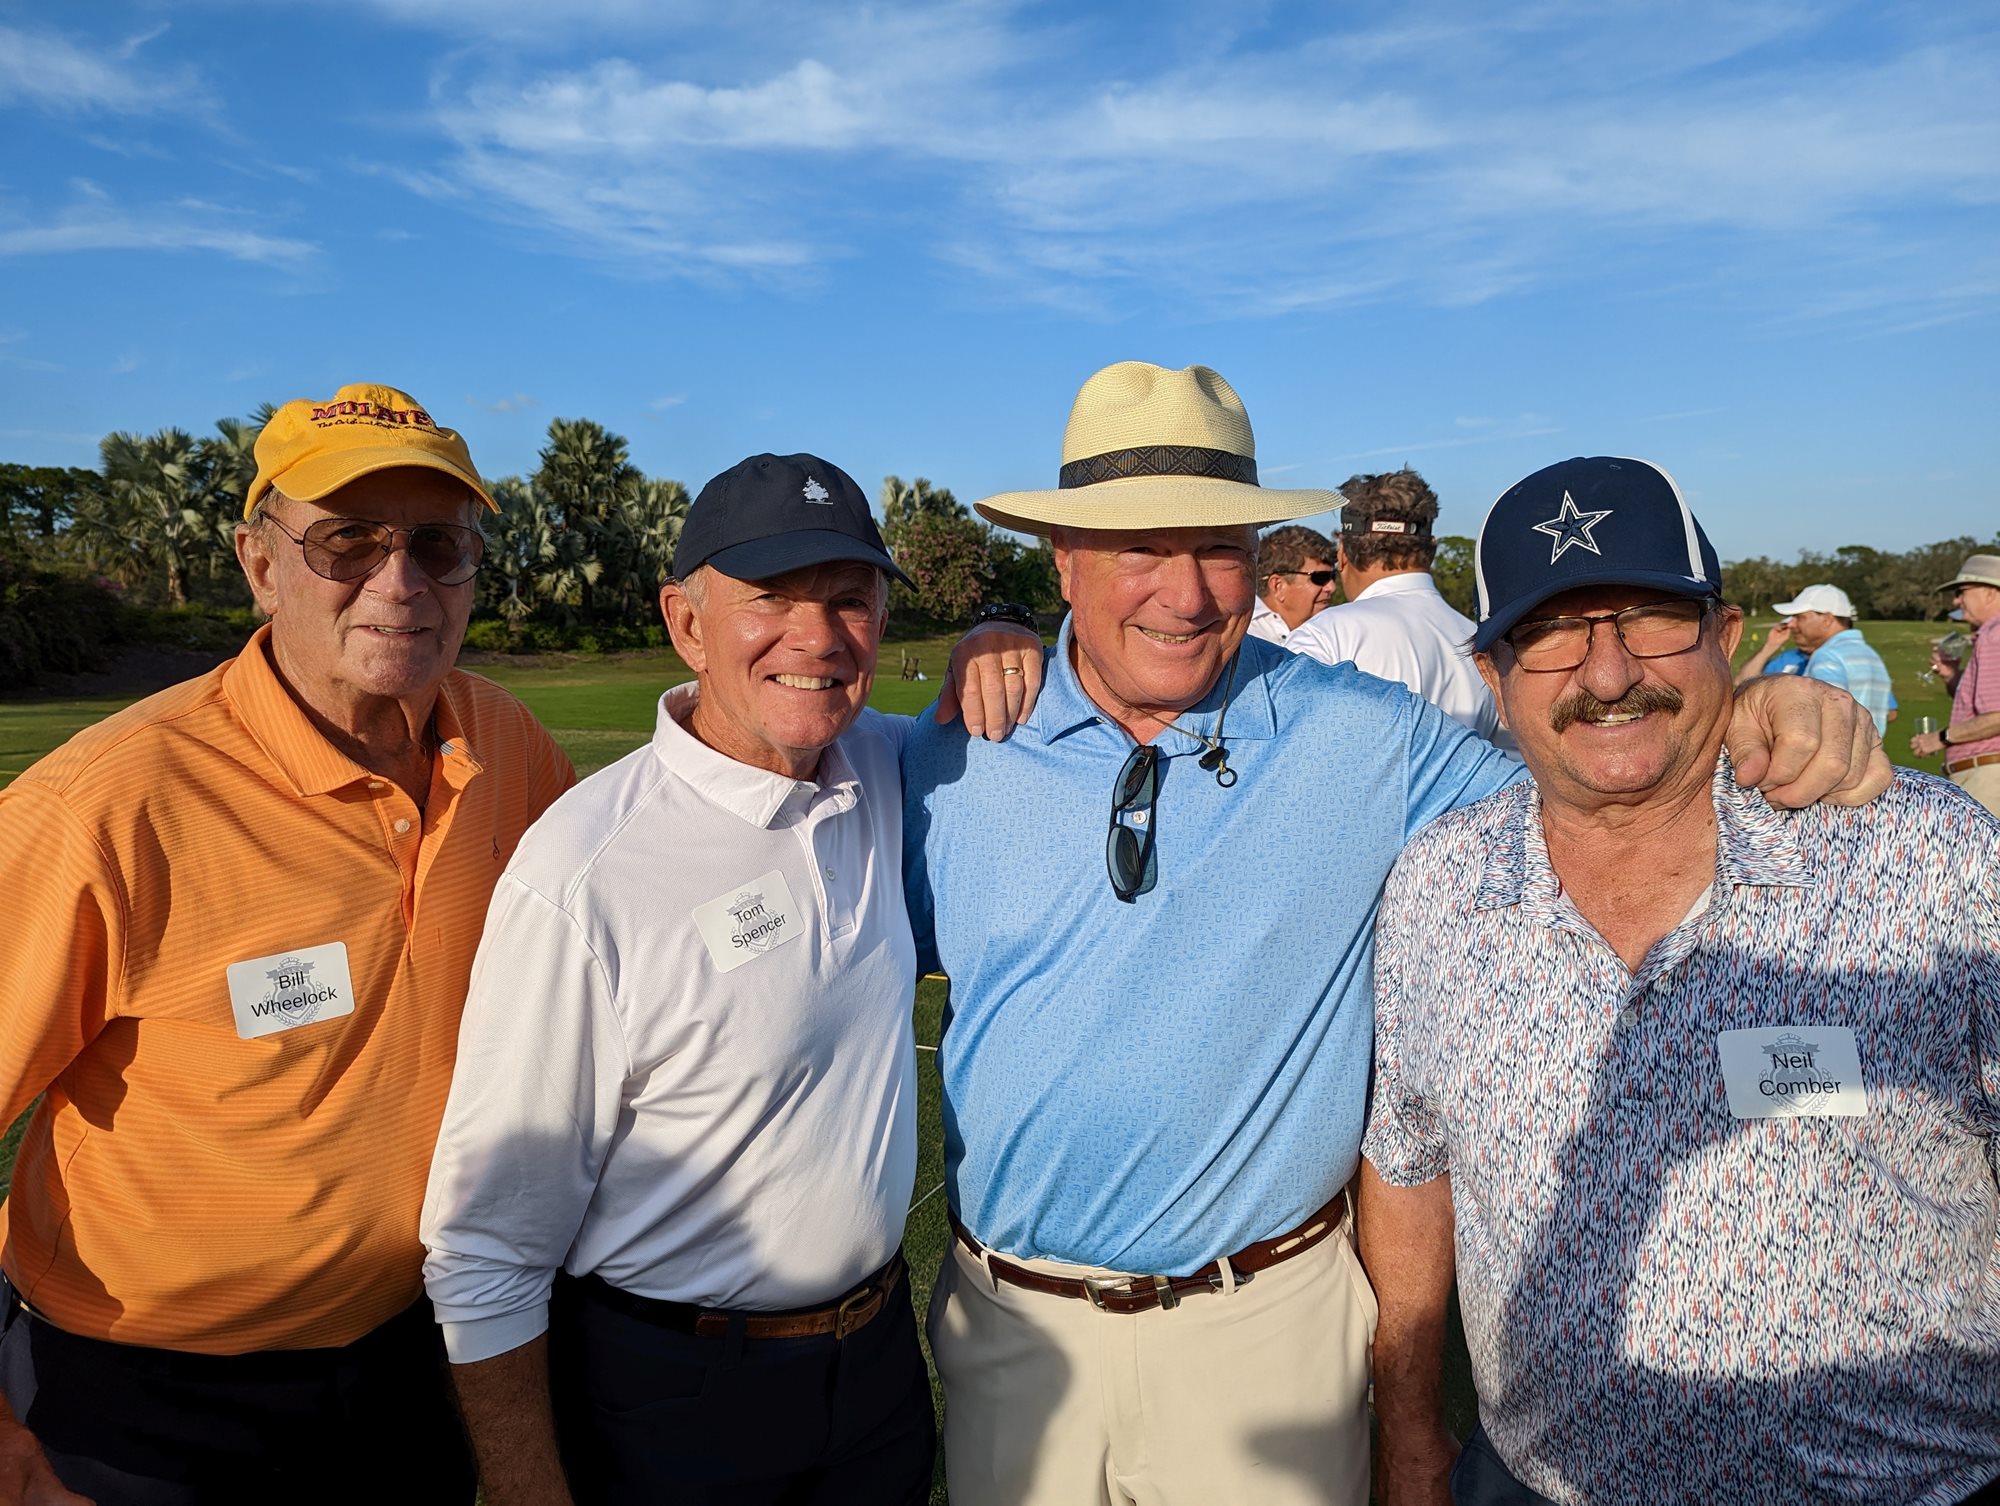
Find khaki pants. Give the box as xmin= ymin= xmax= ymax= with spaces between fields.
xmin=1951 ymin=762 xmax=2000 ymax=819
xmin=929 ymin=1221 xmax=1376 ymax=1506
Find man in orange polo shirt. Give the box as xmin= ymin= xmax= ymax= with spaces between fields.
xmin=0 ymin=385 xmax=574 ymax=1503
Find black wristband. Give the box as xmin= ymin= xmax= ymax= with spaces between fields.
xmin=971 ymin=602 xmax=1035 ymax=630
xmin=1940 ymin=725 xmax=1953 ymax=747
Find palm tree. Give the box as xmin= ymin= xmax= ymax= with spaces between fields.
xmin=93 ymin=428 xmax=232 ymax=608
xmin=880 ymin=475 xmax=964 ymax=534
xmin=534 ymin=418 xmax=640 ymax=618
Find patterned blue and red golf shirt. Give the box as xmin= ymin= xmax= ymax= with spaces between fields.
xmin=1364 ymin=761 xmax=2000 ymax=1505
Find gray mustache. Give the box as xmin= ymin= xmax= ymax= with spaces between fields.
xmin=1550 ymin=683 xmax=1685 ymax=733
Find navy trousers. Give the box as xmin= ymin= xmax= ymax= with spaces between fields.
xmin=550 ymin=1265 xmax=936 ymax=1506
xmin=0 ymin=1279 xmax=475 ymax=1505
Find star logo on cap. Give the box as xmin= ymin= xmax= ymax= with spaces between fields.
xmin=802 ymin=477 xmax=831 ymax=504
xmin=1532 ymin=491 xmax=1612 ymax=563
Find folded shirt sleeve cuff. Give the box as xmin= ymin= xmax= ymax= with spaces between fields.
xmin=439 ymin=1301 xmax=550 ymax=1365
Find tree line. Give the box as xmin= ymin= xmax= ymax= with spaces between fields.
xmin=0 ymin=416 xmax=1068 ymax=654
xmin=4 ymin=409 xmax=1983 ymax=659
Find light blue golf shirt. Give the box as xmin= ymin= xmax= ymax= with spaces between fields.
xmin=1804 ymin=628 xmax=1894 ymax=734
xmin=901 ymin=622 xmax=1521 ymax=1272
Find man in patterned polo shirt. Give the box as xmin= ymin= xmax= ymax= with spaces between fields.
xmin=1360 ymin=456 xmax=2000 ymax=1506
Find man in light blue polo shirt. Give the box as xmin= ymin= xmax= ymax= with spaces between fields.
xmin=901 ymin=367 xmax=1893 ymax=1506
xmin=1775 ymin=582 xmax=1894 ymax=734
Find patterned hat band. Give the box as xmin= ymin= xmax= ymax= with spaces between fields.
xmin=1341 ymin=513 xmax=1433 ymax=538
xmin=1058 ymin=444 xmax=1260 ymax=490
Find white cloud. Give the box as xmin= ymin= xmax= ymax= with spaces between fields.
xmin=382 ymin=2 xmax=2000 ymax=322
xmin=647 ymin=393 xmax=686 ymax=410
xmin=0 ymin=22 xmax=207 ymax=117
xmin=1340 ymin=415 xmax=1561 ymax=463
xmin=0 ymin=187 xmax=314 ymax=264
xmin=467 ymin=392 xmax=540 ymax=412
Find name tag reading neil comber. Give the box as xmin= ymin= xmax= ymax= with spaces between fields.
xmin=1715 ymin=1026 xmax=1868 ymax=1119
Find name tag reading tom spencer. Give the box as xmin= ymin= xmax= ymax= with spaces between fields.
xmin=693 ymin=870 xmax=805 ymax=973
xmin=226 ymin=942 xmax=357 ymax=1040
xmin=1716 ymin=1027 xmax=1868 ymax=1119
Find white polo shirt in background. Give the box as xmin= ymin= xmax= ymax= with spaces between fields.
xmin=1287 ymin=572 xmax=1510 ymax=749
xmin=1246 ymin=595 xmax=1292 ymax=646
xmin=421 ymin=683 xmax=918 ymax=1365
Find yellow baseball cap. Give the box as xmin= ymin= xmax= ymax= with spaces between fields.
xmin=245 ymin=382 xmax=497 ymax=518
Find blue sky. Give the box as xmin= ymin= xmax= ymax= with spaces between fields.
xmin=1 ymin=0 xmax=1995 ymax=560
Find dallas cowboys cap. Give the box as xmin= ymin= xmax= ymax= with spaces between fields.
xmin=1472 ymin=456 xmax=1722 ymax=653
xmin=673 ymin=452 xmax=914 ymax=589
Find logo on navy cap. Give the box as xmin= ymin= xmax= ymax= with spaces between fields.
xmin=1531 ymin=492 xmax=1613 ymax=563
xmin=803 ymin=477 xmax=831 ymax=504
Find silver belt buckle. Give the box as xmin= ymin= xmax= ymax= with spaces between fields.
xmin=1081 ymin=1275 xmax=1134 ymax=1311
xmin=1081 ymin=1273 xmax=1180 ymax=1311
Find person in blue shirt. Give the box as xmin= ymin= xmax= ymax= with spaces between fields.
xmin=901 ymin=365 xmax=1893 ymax=1506
xmin=1733 ymin=616 xmax=1809 ymax=683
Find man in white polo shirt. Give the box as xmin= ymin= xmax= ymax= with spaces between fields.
xmin=420 ymin=453 xmax=1042 ymax=1506
xmin=1288 ymin=467 xmax=1507 ymax=747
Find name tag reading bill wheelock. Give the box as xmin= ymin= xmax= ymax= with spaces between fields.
xmin=693 ymin=870 xmax=805 ymax=974
xmin=1716 ymin=1027 xmax=1868 ymax=1119
xmin=226 ymin=942 xmax=357 ymax=1040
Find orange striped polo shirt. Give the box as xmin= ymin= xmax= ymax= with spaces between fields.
xmin=0 ymin=625 xmax=573 ymax=1353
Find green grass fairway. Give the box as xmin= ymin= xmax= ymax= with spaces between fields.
xmin=0 ymin=634 xmax=972 ymax=788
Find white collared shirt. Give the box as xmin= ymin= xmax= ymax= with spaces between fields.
xmin=1287 ymin=573 xmax=1509 ymax=747
xmin=1246 ymin=595 xmax=1292 ymax=645
xmin=421 ymin=684 xmax=918 ymax=1364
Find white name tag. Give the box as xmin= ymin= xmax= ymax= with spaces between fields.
xmin=692 ymin=870 xmax=805 ymax=973
xmin=1716 ymin=1027 xmax=1867 ymax=1118
xmin=226 ymin=942 xmax=357 ymax=1040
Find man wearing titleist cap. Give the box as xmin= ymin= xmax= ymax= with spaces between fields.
xmin=0 ymin=383 xmax=574 ymax=1502
xmin=1288 ymin=467 xmax=1508 ymax=748
xmin=899 ymin=366 xmax=1888 ymax=1506
xmin=1914 ymin=554 xmax=2000 ymax=816
xmin=1361 ymin=457 xmax=2000 ymax=1506
xmin=421 ymin=453 xmax=1044 ymax=1506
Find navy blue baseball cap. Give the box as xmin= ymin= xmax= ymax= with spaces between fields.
xmin=673 ymin=452 xmax=915 ymax=589
xmin=1472 ymin=456 xmax=1722 ymax=654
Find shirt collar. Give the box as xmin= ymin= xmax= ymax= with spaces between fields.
xmin=1475 ymin=752 xmax=1813 ymax=912
xmin=1351 ymin=571 xmax=1437 ymax=603
xmin=649 ymin=682 xmax=859 ymax=829
xmin=1024 ymin=615 xmax=1280 ymax=747
xmin=222 ymin=623 xmax=483 ymax=798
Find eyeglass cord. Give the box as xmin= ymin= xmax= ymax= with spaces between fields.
xmin=1141 ymin=650 xmax=1241 ymax=788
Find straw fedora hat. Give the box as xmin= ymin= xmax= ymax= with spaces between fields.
xmin=973 ymin=361 xmax=1343 ymax=535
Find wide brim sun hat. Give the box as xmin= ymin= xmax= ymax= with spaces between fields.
xmin=973 ymin=361 xmax=1343 ymax=536
xmin=1936 ymin=554 xmax=2000 ymax=593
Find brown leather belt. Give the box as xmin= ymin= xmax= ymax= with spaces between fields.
xmin=950 ymin=1192 xmax=1350 ymax=1315
xmin=1946 ymin=752 xmax=2000 ymax=774
xmin=576 ymin=1252 xmax=904 ymax=1340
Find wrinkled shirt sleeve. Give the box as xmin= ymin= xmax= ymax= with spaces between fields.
xmin=421 ymin=873 xmax=631 ymax=1364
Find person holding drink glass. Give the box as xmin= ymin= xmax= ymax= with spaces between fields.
xmin=1911 ymin=553 xmax=2000 ymax=816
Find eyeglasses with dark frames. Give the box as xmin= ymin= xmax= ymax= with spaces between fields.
xmin=1503 ymin=598 xmax=1715 ymax=673
xmin=1105 ymin=745 xmax=1159 ymax=903
xmin=1274 ymin=569 xmax=1337 ymax=587
xmin=260 ymin=513 xmax=486 ymax=587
